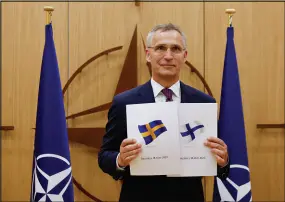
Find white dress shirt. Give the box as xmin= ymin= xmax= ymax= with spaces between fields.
xmin=150 ymin=78 xmax=181 ymax=103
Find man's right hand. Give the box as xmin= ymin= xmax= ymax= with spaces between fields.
xmin=118 ymin=138 xmax=142 ymax=167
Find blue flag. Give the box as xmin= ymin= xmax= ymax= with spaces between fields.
xmin=30 ymin=24 xmax=74 ymax=202
xmin=213 ymin=27 xmax=252 ymax=201
xmin=180 ymin=122 xmax=204 ymax=140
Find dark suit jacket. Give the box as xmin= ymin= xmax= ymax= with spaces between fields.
xmin=98 ymin=80 xmax=229 ymax=202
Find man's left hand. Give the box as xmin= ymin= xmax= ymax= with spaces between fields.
xmin=204 ymin=137 xmax=228 ymax=167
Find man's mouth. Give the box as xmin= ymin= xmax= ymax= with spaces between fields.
xmin=160 ymin=64 xmax=175 ymax=67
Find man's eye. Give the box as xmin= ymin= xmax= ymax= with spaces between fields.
xmin=155 ymin=46 xmax=166 ymax=51
xmin=171 ymin=46 xmax=182 ymax=52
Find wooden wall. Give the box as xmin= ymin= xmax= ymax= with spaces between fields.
xmin=205 ymin=3 xmax=284 ymax=201
xmin=2 ymin=2 xmax=69 ymax=200
xmin=2 ymin=2 xmax=284 ymax=201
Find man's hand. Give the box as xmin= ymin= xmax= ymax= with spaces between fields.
xmin=204 ymin=137 xmax=228 ymax=167
xmin=118 ymin=138 xmax=142 ymax=167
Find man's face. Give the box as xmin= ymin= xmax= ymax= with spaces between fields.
xmin=146 ymin=30 xmax=188 ymax=81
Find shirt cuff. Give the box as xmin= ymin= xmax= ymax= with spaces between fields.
xmin=116 ymin=153 xmax=126 ymax=171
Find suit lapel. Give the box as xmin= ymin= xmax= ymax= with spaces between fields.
xmin=180 ymin=81 xmax=193 ymax=103
xmin=137 ymin=80 xmax=156 ymax=103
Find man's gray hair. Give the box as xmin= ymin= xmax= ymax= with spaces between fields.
xmin=146 ymin=23 xmax=187 ymax=49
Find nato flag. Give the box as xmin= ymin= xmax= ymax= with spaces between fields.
xmin=213 ymin=27 xmax=252 ymax=202
xmin=30 ymin=24 xmax=74 ymax=202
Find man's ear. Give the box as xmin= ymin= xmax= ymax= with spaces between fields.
xmin=146 ymin=49 xmax=151 ymax=62
xmin=183 ymin=50 xmax=188 ymax=62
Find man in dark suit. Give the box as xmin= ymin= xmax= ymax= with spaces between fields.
xmin=98 ymin=23 xmax=229 ymax=201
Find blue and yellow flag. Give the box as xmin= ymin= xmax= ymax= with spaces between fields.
xmin=138 ymin=120 xmax=167 ymax=145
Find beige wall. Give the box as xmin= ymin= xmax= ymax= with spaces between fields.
xmin=1 ymin=2 xmax=69 ymax=200
xmin=204 ymin=3 xmax=284 ymax=201
xmin=2 ymin=2 xmax=284 ymax=201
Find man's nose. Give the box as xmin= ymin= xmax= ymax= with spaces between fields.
xmin=164 ymin=49 xmax=174 ymax=60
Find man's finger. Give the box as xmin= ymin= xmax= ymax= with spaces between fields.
xmin=122 ymin=147 xmax=142 ymax=158
xmin=206 ymin=137 xmax=227 ymax=149
xmin=125 ymin=154 xmax=140 ymax=163
xmin=204 ymin=141 xmax=224 ymax=151
xmin=121 ymin=138 xmax=137 ymax=147
xmin=207 ymin=137 xmax=226 ymax=147
xmin=215 ymin=155 xmax=226 ymax=167
xmin=211 ymin=148 xmax=226 ymax=158
xmin=122 ymin=143 xmax=141 ymax=153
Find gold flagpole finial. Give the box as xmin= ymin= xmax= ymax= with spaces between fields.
xmin=44 ymin=6 xmax=54 ymax=25
xmin=225 ymin=9 xmax=236 ymax=27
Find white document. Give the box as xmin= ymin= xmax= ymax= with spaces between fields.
xmin=176 ymin=103 xmax=217 ymax=176
xmin=126 ymin=102 xmax=181 ymax=176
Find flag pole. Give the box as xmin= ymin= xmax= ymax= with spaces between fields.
xmin=44 ymin=6 xmax=54 ymax=25
xmin=225 ymin=9 xmax=236 ymax=27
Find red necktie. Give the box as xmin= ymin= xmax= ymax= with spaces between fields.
xmin=161 ymin=88 xmax=173 ymax=102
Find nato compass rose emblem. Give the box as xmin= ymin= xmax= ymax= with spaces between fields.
xmin=217 ymin=164 xmax=252 ymax=201
xmin=31 ymin=154 xmax=72 ymax=202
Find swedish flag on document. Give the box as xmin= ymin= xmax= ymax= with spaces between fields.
xmin=126 ymin=102 xmax=181 ymax=176
xmin=138 ymin=120 xmax=167 ymax=145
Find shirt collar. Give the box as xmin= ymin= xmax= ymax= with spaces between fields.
xmin=151 ymin=78 xmax=181 ymax=98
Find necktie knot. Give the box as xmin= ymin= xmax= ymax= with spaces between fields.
xmin=161 ymin=88 xmax=173 ymax=102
